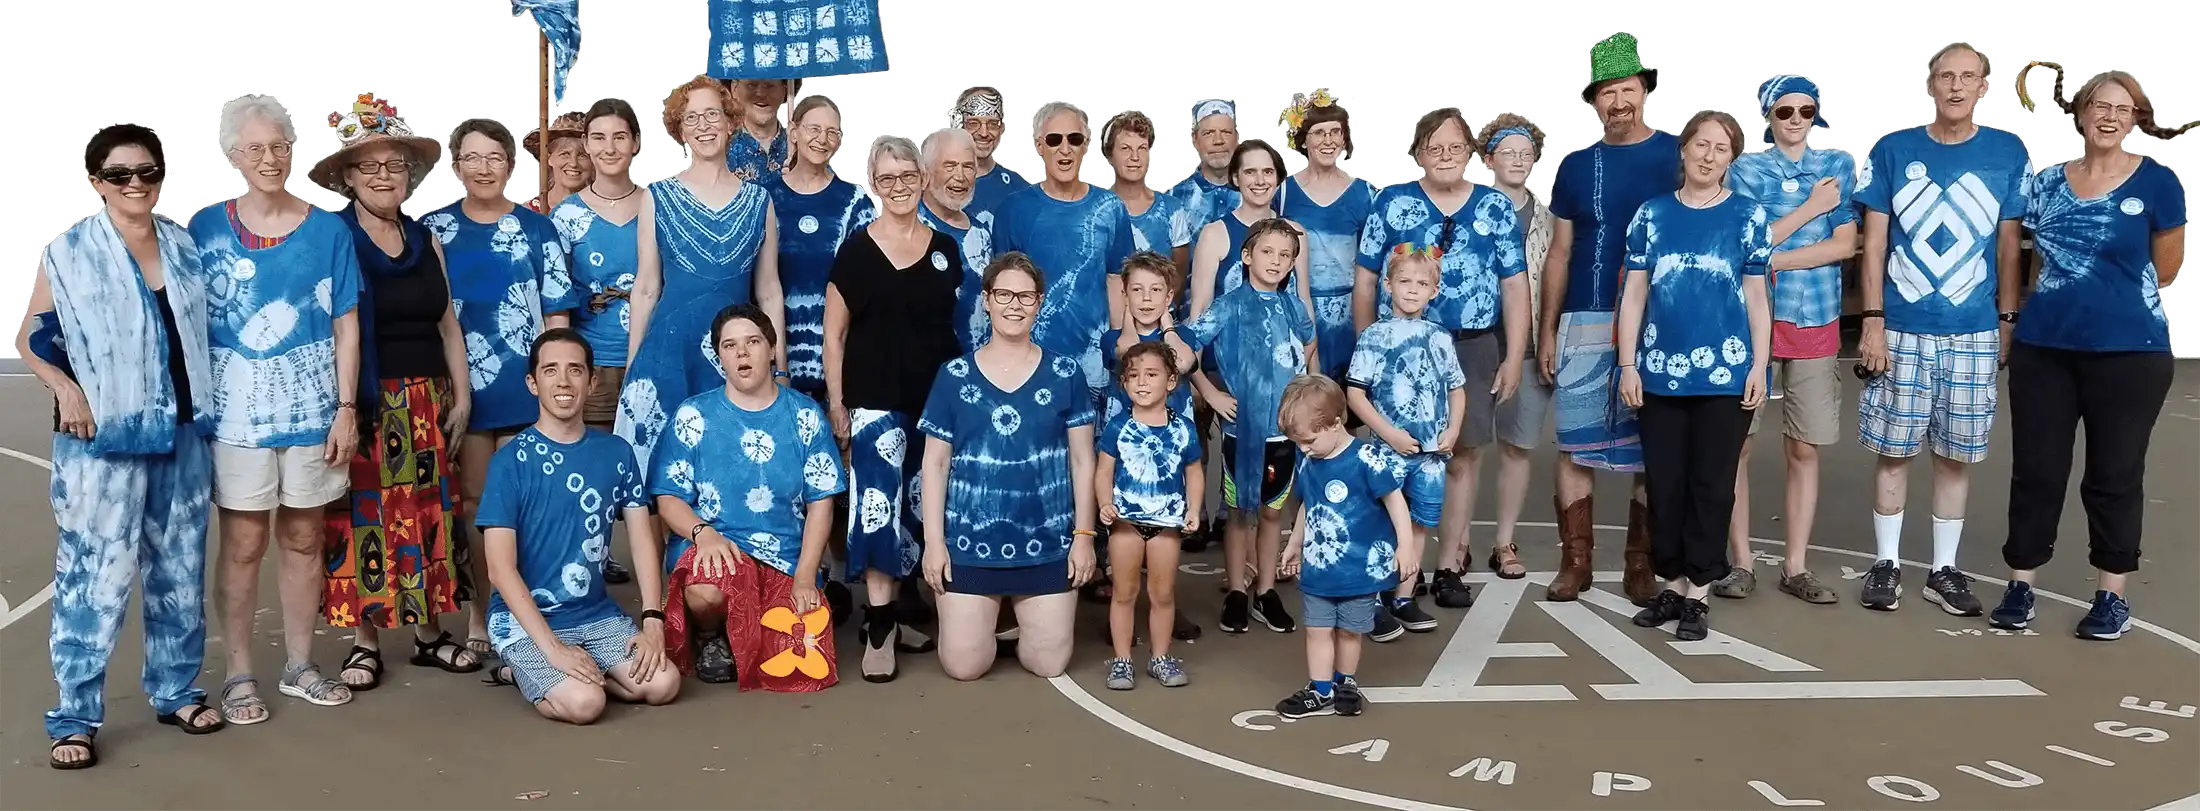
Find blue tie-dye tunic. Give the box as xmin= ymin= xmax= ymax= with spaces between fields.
xmin=768 ymin=176 xmax=877 ymax=393
xmin=653 ymin=386 xmax=845 ymax=577
xmin=985 ymin=185 xmax=1138 ymax=390
xmin=1178 ymin=286 xmax=1314 ymax=511
xmin=477 ymin=427 xmax=647 ymax=647
xmin=1280 ymin=176 xmax=1376 ymax=378
xmin=1550 ymin=132 xmax=1684 ymax=314
xmin=918 ymin=201 xmax=997 ymax=353
xmin=1624 ymin=193 xmax=1773 ymax=397
xmin=1097 ymin=410 xmax=1202 ymax=528
xmin=918 ymin=350 xmax=1097 ymax=569
xmin=1295 ymin=439 xmax=1407 ymax=599
xmin=2019 ymin=158 xmax=2184 ymax=353
xmin=1854 ymin=126 xmax=2031 ymax=336
xmin=549 ymin=196 xmax=640 ymax=368
xmin=1168 ymin=171 xmax=1239 ymax=229
xmin=1356 ymin=182 xmax=1526 ymax=332
xmin=421 ymin=204 xmax=578 ymax=432
xmin=968 ymin=164 xmax=1030 ymax=218
xmin=186 ymin=205 xmax=363 ymax=448
xmin=1346 ymin=316 xmax=1466 ymax=449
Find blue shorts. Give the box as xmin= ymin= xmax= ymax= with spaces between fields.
xmin=1402 ymin=452 xmax=1447 ymax=528
xmin=1302 ymin=593 xmax=1380 ymax=634
xmin=946 ymin=559 xmax=1070 ymax=596
xmin=494 ymin=614 xmax=639 ymax=704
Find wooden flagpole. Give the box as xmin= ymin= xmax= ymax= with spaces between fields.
xmin=538 ymin=32 xmax=552 ymax=204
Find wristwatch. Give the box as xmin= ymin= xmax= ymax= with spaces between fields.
xmin=639 ymin=609 xmax=666 ymax=624
xmin=1999 ymin=311 xmax=2020 ymax=324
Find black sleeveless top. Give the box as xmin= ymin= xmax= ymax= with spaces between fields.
xmin=364 ymin=225 xmax=451 ymax=380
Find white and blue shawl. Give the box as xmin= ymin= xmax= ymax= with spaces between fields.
xmin=41 ymin=210 xmax=213 ymax=456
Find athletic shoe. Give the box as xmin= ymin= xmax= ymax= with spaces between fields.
xmin=1219 ymin=590 xmax=1251 ymax=634
xmin=1252 ymin=589 xmax=1297 ymax=633
xmin=1105 ymin=658 xmax=1135 ymax=691
xmin=1276 ymin=686 xmax=1335 ymax=719
xmin=1676 ymin=597 xmax=1710 ymax=641
xmin=1632 ymin=589 xmax=1683 ymax=627
xmin=1147 ymin=656 xmax=1189 ymax=688
xmin=1391 ymin=597 xmax=1440 ymax=633
xmin=1859 ymin=560 xmax=1902 ymax=611
xmin=1923 ymin=567 xmax=1983 ymax=617
xmin=1431 ymin=569 xmax=1474 ymax=609
xmin=695 ymin=633 xmax=735 ymax=684
xmin=2075 ymin=590 xmax=2132 ymax=641
xmin=1989 ymin=581 xmax=2036 ymax=630
xmin=1334 ymin=676 xmax=1365 ymax=716
xmin=1369 ymin=599 xmax=1405 ymax=643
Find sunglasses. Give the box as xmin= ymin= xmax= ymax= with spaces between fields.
xmin=94 ymin=164 xmax=165 ymax=186
xmin=1773 ymin=105 xmax=1818 ymax=122
xmin=1042 ymin=132 xmax=1087 ymax=148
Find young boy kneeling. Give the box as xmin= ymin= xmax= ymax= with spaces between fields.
xmin=1275 ymin=375 xmax=1418 ymax=718
xmin=481 ymin=330 xmax=677 ymax=723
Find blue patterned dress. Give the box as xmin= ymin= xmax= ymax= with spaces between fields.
xmin=1280 ymin=177 xmax=1375 ymax=379
xmin=767 ymin=175 xmax=876 ymax=395
xmin=616 ymin=178 xmax=772 ymax=471
xmin=549 ymin=196 xmax=640 ymax=368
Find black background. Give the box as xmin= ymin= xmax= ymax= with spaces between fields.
xmin=8 ymin=5 xmax=2191 ymax=347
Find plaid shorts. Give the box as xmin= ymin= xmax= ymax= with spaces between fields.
xmin=495 ymin=614 xmax=639 ymax=704
xmin=1857 ymin=328 xmax=2000 ymax=463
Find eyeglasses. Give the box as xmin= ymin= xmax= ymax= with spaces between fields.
xmin=1773 ymin=105 xmax=1818 ymax=122
xmin=94 ymin=163 xmax=165 ymax=186
xmin=681 ymin=108 xmax=729 ymax=128
xmin=986 ymin=288 xmax=1040 ymax=306
xmin=1421 ymin=142 xmax=1470 ymax=158
xmin=1042 ymin=132 xmax=1087 ymax=148
xmin=1490 ymin=147 xmax=1535 ymax=163
xmin=2087 ymin=100 xmax=2137 ymax=121
xmin=962 ymin=119 xmax=1004 ymax=135
xmin=350 ymin=159 xmax=413 ymax=177
xmin=1933 ymin=71 xmax=1983 ymax=89
xmin=874 ymin=171 xmax=921 ymax=190
xmin=230 ymin=141 xmax=293 ymax=162
xmin=457 ymin=153 xmax=509 ymax=168
xmin=799 ymin=124 xmax=843 ymax=141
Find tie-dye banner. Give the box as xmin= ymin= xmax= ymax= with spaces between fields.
xmin=707 ymin=0 xmax=889 ymax=81
xmin=512 ymin=0 xmax=582 ymax=102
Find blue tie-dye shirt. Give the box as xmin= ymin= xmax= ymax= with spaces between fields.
xmin=422 ymin=204 xmax=579 ymax=432
xmin=1295 ymin=439 xmax=1407 ymax=599
xmin=1356 ymin=182 xmax=1527 ymax=331
xmin=1125 ymin=192 xmax=1195 ymax=256
xmin=1281 ymin=177 xmax=1377 ymax=300
xmin=1624 ymin=193 xmax=1773 ymax=397
xmin=1097 ymin=410 xmax=1202 ymax=528
xmin=768 ymin=176 xmax=877 ymax=392
xmin=918 ymin=200 xmax=996 ymax=352
xmin=968 ymin=164 xmax=1030 ymax=218
xmin=1855 ymin=126 xmax=2031 ymax=336
xmin=186 ymin=205 xmax=362 ymax=448
xmin=727 ymin=126 xmax=791 ymax=186
xmin=1346 ymin=316 xmax=1466 ymax=449
xmin=548 ymin=196 xmax=639 ymax=368
xmin=1099 ymin=325 xmax=1195 ymax=424
xmin=919 ymin=350 xmax=1098 ymax=569
xmin=1168 ymin=171 xmax=1239 ymax=229
xmin=476 ymin=427 xmax=647 ymax=647
xmin=2019 ymin=158 xmax=2184 ymax=353
xmin=652 ymin=386 xmax=846 ymax=577
xmin=1178 ymin=286 xmax=1315 ymax=441
xmin=1551 ymin=132 xmax=1683 ymax=313
xmin=1727 ymin=146 xmax=1857 ymax=329
xmin=985 ymin=185 xmax=1138 ymax=389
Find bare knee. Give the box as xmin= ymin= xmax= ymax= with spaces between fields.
xmin=1785 ymin=439 xmax=1819 ymax=466
xmin=221 ymin=513 xmax=272 ymax=565
xmin=685 ymin=585 xmax=726 ymax=615
xmin=941 ymin=650 xmax=995 ymax=682
xmin=634 ymin=675 xmax=680 ymax=706
xmin=1110 ymin=577 xmax=1142 ymax=606
xmin=1016 ymin=640 xmax=1071 ymax=678
xmin=1145 ymin=578 xmax=1176 ymax=609
xmin=538 ymin=682 xmax=608 ymax=725
xmin=1501 ymin=443 xmax=1531 ymax=463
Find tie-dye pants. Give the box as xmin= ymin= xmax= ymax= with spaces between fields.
xmin=842 ymin=409 xmax=923 ymax=582
xmin=44 ymin=431 xmax=213 ymax=739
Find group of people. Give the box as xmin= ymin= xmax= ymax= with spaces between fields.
xmin=20 ymin=31 xmax=2187 ymax=768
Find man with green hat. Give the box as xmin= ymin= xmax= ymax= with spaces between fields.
xmin=1535 ymin=31 xmax=1679 ymax=607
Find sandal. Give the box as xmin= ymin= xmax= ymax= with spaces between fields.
xmin=219 ymin=676 xmax=269 ymax=726
xmin=1487 ymin=544 xmax=1527 ymax=580
xmin=464 ymin=636 xmax=495 ymax=659
xmin=482 ymin=664 xmax=518 ymax=688
xmin=49 ymin=734 xmax=96 ymax=770
xmin=157 ymin=701 xmax=227 ymax=735
xmin=411 ymin=631 xmax=486 ymax=674
xmin=338 ymin=646 xmax=383 ymax=691
xmin=278 ymin=662 xmax=354 ymax=707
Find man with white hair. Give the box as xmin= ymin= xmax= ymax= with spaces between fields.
xmin=916 ymin=127 xmax=996 ymax=353
xmin=186 ymin=94 xmax=365 ymax=722
xmin=953 ymin=87 xmax=1029 ymax=217
xmin=1167 ymin=99 xmax=1242 ymax=228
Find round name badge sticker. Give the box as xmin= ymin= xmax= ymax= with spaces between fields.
xmin=2122 ymin=198 xmax=2146 ymax=216
xmin=798 ymin=215 xmax=820 ymax=234
xmin=1905 ymin=161 xmax=1928 ymax=181
xmin=1782 ymin=178 xmax=1801 ymax=194
xmin=231 ymin=257 xmax=258 ymax=282
xmin=1324 ymin=481 xmax=1348 ymax=504
xmin=932 ymin=251 xmax=949 ymax=271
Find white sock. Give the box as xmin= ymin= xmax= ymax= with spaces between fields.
xmin=1931 ymin=516 xmax=1962 ymax=571
xmin=1873 ymin=511 xmax=1904 ymax=563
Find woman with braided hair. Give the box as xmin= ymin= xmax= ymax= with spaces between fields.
xmin=1993 ymin=64 xmax=2189 ymax=641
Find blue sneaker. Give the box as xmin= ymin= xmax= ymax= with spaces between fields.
xmin=1989 ymin=581 xmax=2036 ymax=630
xmin=2076 ymin=591 xmax=2132 ymax=641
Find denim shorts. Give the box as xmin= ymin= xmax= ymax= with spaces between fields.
xmin=1302 ymin=593 xmax=1380 ymax=634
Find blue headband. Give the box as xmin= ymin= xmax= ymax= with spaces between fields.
xmin=1482 ymin=126 xmax=1534 ymax=155
xmin=1757 ymin=74 xmax=1829 ymax=143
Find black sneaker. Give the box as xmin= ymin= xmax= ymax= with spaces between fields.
xmin=1990 ymin=581 xmax=2036 ymax=630
xmin=1413 ymin=570 xmax=1430 ymax=598
xmin=1859 ymin=560 xmax=1902 ymax=611
xmin=603 ymin=557 xmax=632 ymax=585
xmin=1276 ymin=686 xmax=1335 ymax=719
xmin=1220 ymin=590 xmax=1251 ymax=634
xmin=1370 ymin=597 xmax=1404 ymax=643
xmin=1631 ymin=589 xmax=1683 ymax=627
xmin=1431 ymin=569 xmax=1474 ymax=609
xmin=1922 ymin=566 xmax=1983 ymax=617
xmin=1252 ymin=589 xmax=1297 ymax=633
xmin=1334 ymin=676 xmax=1365 ymax=716
xmin=1675 ymin=597 xmax=1710 ymax=641
xmin=1391 ymin=596 xmax=1440 ymax=632
xmin=695 ymin=632 xmax=735 ymax=684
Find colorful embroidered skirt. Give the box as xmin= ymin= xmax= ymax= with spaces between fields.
xmin=663 ymin=546 xmax=838 ymax=693
xmin=321 ymin=377 xmax=469 ymax=628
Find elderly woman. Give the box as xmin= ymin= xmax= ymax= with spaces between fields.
xmin=1474 ymin=113 xmax=1559 ymax=584
xmin=913 ymin=127 xmax=994 ymax=351
xmin=525 ymin=112 xmax=592 ymax=214
xmin=421 ymin=118 xmax=577 ymax=655
xmin=726 ymin=78 xmax=798 ymax=184
xmin=920 ymin=253 xmax=1099 ymax=681
xmin=824 ymin=136 xmax=964 ymax=681
xmin=307 ymin=95 xmax=483 ymax=689
xmin=616 ymin=76 xmax=780 ymax=478
xmin=953 ymin=86 xmax=1030 ymax=216
xmin=20 ymin=123 xmax=226 ymax=769
xmin=1998 ymin=65 xmax=2190 ymax=640
xmin=771 ymin=95 xmax=876 ymax=401
xmin=187 ymin=94 xmax=362 ymax=722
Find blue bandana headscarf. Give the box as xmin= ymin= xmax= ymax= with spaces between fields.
xmin=1757 ymin=74 xmax=1829 ymax=143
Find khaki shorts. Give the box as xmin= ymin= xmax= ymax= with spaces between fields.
xmin=585 ymin=366 xmax=626 ymax=427
xmin=212 ymin=442 xmax=350 ymax=512
xmin=1749 ymin=356 xmax=1840 ymax=446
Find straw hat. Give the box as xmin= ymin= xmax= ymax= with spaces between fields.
xmin=308 ymin=93 xmax=442 ymax=195
xmin=523 ymin=111 xmax=589 ymax=158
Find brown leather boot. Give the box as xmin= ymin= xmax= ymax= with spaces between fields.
xmin=1623 ymin=499 xmax=1658 ymax=606
xmin=1547 ymin=495 xmax=1594 ymax=602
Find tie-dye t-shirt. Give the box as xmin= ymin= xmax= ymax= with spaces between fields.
xmin=1550 ymin=131 xmax=1683 ymax=314
xmin=1178 ymin=286 xmax=1315 ymax=440
xmin=986 ymin=185 xmax=1138 ymax=389
xmin=768 ymin=176 xmax=877 ymax=393
xmin=1097 ymin=410 xmax=1202 ymax=528
xmin=1346 ymin=316 xmax=1466 ymax=449
xmin=727 ymin=126 xmax=791 ymax=186
xmin=1624 ymin=192 xmax=1773 ymax=397
xmin=1125 ymin=191 xmax=1195 ymax=256
xmin=652 ymin=386 xmax=845 ymax=577
xmin=968 ymin=163 xmax=1030 ymax=218
xmin=476 ymin=427 xmax=647 ymax=646
xmin=1294 ymin=438 xmax=1407 ymax=599
xmin=1099 ymin=325 xmax=1195 ymax=424
xmin=186 ymin=205 xmax=363 ymax=448
xmin=918 ymin=349 xmax=1098 ymax=569
xmin=917 ymin=200 xmax=996 ymax=352
xmin=1168 ymin=171 xmax=1239 ymax=229
xmin=548 ymin=196 xmax=639 ymax=367
xmin=1726 ymin=146 xmax=1857 ymax=329
xmin=1854 ymin=126 xmax=2031 ymax=336
xmin=423 ymin=203 xmax=579 ymax=432
xmin=1356 ymin=182 xmax=1527 ymax=331
xmin=2019 ymin=158 xmax=2184 ymax=352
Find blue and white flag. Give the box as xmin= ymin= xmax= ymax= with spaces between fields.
xmin=708 ymin=0 xmax=889 ymax=81
xmin=513 ymin=0 xmax=582 ymax=102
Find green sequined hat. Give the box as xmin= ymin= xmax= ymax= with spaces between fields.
xmin=1582 ymin=32 xmax=1659 ymax=103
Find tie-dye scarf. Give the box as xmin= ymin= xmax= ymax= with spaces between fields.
xmin=41 ymin=210 xmax=213 ymax=455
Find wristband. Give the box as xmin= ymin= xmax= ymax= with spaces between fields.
xmin=336 ymin=401 xmax=356 ymax=411
xmin=1617 ymin=363 xmax=1636 ymax=369
xmin=1859 ymin=309 xmax=1885 ymax=319
xmin=1072 ymin=529 xmax=1098 ymax=537
xmin=640 ymin=609 xmax=666 ymax=623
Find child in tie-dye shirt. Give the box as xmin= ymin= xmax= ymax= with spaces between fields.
xmin=1094 ymin=342 xmax=1203 ymax=691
